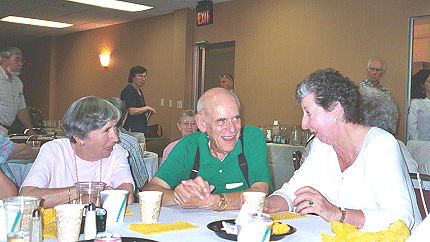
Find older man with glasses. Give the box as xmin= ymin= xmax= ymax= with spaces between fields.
xmin=0 ymin=46 xmax=35 ymax=137
xmin=356 ymin=58 xmax=391 ymax=96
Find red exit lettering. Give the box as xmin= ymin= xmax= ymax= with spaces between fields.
xmin=198 ymin=11 xmax=210 ymax=25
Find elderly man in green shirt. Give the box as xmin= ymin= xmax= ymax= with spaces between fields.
xmin=144 ymin=88 xmax=272 ymax=211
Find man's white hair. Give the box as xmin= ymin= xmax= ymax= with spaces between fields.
xmin=367 ymin=58 xmax=387 ymax=71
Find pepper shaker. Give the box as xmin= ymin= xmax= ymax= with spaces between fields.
xmin=29 ymin=209 xmax=42 ymax=242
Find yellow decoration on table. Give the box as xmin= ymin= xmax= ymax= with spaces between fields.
xmin=321 ymin=220 xmax=410 ymax=242
xmin=269 ymin=212 xmax=306 ymax=221
xmin=40 ymin=208 xmax=57 ymax=238
xmin=129 ymin=222 xmax=200 ymax=235
xmin=272 ymin=221 xmax=291 ymax=235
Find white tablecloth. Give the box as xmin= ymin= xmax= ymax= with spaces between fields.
xmin=267 ymin=143 xmax=305 ymax=190
xmin=44 ymin=204 xmax=331 ymax=242
xmin=144 ymin=151 xmax=159 ymax=181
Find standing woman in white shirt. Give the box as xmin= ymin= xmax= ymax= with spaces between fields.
xmin=408 ymin=69 xmax=430 ymax=141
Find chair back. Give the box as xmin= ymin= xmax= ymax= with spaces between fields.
xmin=410 ymin=173 xmax=430 ymax=219
xmin=407 ymin=141 xmax=430 ymax=175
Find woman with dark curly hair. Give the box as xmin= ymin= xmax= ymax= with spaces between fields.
xmin=264 ymin=69 xmax=420 ymax=232
xmin=408 ymin=69 xmax=430 ymax=141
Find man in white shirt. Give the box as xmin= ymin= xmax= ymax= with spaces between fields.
xmin=0 ymin=46 xmax=35 ymax=137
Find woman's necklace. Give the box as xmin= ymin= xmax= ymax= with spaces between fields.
xmin=72 ymin=145 xmax=102 ymax=183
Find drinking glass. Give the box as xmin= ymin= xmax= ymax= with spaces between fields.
xmin=75 ymin=181 xmax=106 ymax=206
xmin=2 ymin=196 xmax=41 ymax=242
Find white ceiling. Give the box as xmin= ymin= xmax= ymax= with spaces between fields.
xmin=0 ymin=0 xmax=232 ymax=45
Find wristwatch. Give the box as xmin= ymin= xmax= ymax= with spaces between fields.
xmin=218 ymin=194 xmax=227 ymax=211
xmin=339 ymin=207 xmax=346 ymax=223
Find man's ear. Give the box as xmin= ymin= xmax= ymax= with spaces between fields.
xmin=1 ymin=57 xmax=7 ymax=66
xmin=122 ymin=114 xmax=128 ymax=127
xmin=195 ymin=114 xmax=206 ymax=133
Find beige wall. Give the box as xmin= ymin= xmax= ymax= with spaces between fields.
xmin=17 ymin=0 xmax=430 ymax=155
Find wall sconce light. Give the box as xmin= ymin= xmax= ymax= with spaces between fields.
xmin=99 ymin=54 xmax=110 ymax=68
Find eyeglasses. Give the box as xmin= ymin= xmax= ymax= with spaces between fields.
xmin=11 ymin=57 xmax=25 ymax=64
xmin=367 ymin=67 xmax=384 ymax=73
xmin=219 ymin=75 xmax=233 ymax=81
xmin=135 ymin=74 xmax=147 ymax=79
xmin=179 ymin=121 xmax=196 ymax=126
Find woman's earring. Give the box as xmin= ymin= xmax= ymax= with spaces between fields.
xmin=80 ymin=142 xmax=84 ymax=147
xmin=334 ymin=118 xmax=337 ymax=123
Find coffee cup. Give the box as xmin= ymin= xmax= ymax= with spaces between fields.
xmin=54 ymin=204 xmax=84 ymax=242
xmin=138 ymin=191 xmax=162 ymax=223
xmin=242 ymin=192 xmax=266 ymax=213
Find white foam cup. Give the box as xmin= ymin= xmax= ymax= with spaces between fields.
xmin=101 ymin=190 xmax=129 ymax=225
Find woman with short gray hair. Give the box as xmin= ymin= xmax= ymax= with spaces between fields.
xmin=20 ymin=96 xmax=135 ymax=208
xmin=160 ymin=110 xmax=198 ymax=166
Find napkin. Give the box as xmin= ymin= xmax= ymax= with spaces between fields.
xmin=41 ymin=208 xmax=57 ymax=238
xmin=321 ymin=220 xmax=410 ymax=242
xmin=269 ymin=212 xmax=306 ymax=221
xmin=129 ymin=222 xmax=200 ymax=235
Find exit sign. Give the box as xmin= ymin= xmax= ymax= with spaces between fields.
xmin=196 ymin=0 xmax=213 ymax=26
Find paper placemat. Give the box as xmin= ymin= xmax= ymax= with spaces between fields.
xmin=41 ymin=208 xmax=57 ymax=238
xmin=129 ymin=222 xmax=200 ymax=235
xmin=270 ymin=212 xmax=306 ymax=221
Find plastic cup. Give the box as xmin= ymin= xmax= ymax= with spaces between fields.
xmin=139 ymin=142 xmax=146 ymax=153
xmin=101 ymin=190 xmax=129 ymax=225
xmin=2 ymin=196 xmax=41 ymax=242
xmin=75 ymin=181 xmax=106 ymax=206
xmin=54 ymin=204 xmax=84 ymax=242
xmin=138 ymin=191 xmax=163 ymax=223
xmin=291 ymin=125 xmax=302 ymax=146
xmin=242 ymin=192 xmax=266 ymax=213
xmin=25 ymin=140 xmax=41 ymax=149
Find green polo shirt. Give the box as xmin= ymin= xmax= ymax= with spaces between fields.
xmin=156 ymin=126 xmax=272 ymax=194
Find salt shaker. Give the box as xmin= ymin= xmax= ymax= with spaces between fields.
xmin=29 ymin=209 xmax=42 ymax=242
xmin=84 ymin=203 xmax=97 ymax=240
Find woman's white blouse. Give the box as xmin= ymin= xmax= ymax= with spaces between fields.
xmin=272 ymin=128 xmax=421 ymax=232
xmin=408 ymin=98 xmax=430 ymax=141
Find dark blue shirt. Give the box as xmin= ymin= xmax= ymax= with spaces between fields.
xmin=120 ymin=84 xmax=147 ymax=132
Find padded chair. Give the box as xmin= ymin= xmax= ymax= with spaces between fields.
xmin=407 ymin=141 xmax=430 ymax=175
xmin=410 ymin=173 xmax=430 ymax=219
